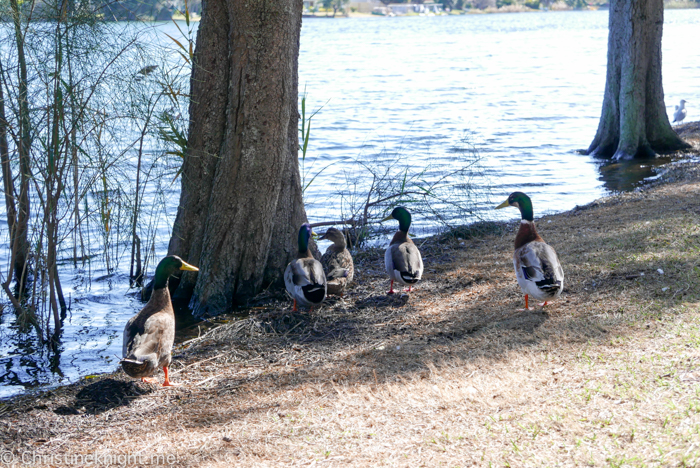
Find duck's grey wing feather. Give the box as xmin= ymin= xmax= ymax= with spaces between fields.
xmin=124 ymin=312 xmax=173 ymax=356
xmin=517 ymin=242 xmax=563 ymax=293
xmin=292 ymin=260 xmax=312 ymax=286
xmin=301 ymin=258 xmax=326 ymax=304
xmin=390 ymin=242 xmax=423 ymax=283
xmin=300 ymin=258 xmax=326 ymax=287
xmin=286 ymin=259 xmax=326 ymax=306
xmin=121 ymin=303 xmax=175 ymax=378
xmin=284 ymin=262 xmax=296 ymax=292
xmin=122 ymin=315 xmax=137 ymax=358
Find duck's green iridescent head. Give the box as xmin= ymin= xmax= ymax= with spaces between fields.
xmin=297 ymin=223 xmax=314 ymax=253
xmin=154 ymin=255 xmax=199 ymax=289
xmin=382 ymin=206 xmax=412 ymax=233
xmin=495 ymin=191 xmax=534 ymax=221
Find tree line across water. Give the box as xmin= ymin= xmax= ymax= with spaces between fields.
xmin=314 ymin=0 xmax=700 ymax=15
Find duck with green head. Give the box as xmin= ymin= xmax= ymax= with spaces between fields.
xmin=496 ymin=192 xmax=564 ymax=310
xmin=121 ymin=255 xmax=199 ymax=386
xmin=318 ymin=227 xmax=353 ymax=296
xmin=382 ymin=206 xmax=423 ymax=294
xmin=285 ymin=223 xmax=327 ymax=311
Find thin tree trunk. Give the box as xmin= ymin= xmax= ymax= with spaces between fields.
xmin=0 ymin=59 xmax=26 ymax=315
xmin=169 ymin=0 xmax=307 ymax=317
xmin=66 ymin=37 xmax=84 ymax=267
xmin=47 ymin=216 xmax=61 ymax=332
xmin=54 ymin=263 xmax=66 ymax=317
xmin=130 ymin=120 xmax=149 ymax=288
xmin=10 ymin=0 xmax=32 ymax=291
xmin=45 ymin=13 xmax=66 ymax=333
xmin=0 ymin=59 xmax=16 ymax=239
xmin=71 ymin=123 xmax=82 ymax=264
xmin=587 ymin=0 xmax=689 ymax=160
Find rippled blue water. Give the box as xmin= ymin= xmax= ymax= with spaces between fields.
xmin=1 ymin=10 xmax=699 ymax=399
xmin=300 ymin=10 xmax=700 ymax=223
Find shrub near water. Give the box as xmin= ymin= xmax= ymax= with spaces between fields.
xmin=0 ymin=0 xmax=190 ymax=344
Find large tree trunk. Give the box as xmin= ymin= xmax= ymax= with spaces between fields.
xmin=586 ymin=0 xmax=689 ymax=161
xmin=168 ymin=0 xmax=307 ymax=317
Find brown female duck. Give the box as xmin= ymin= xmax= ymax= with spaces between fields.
xmin=318 ymin=227 xmax=354 ymax=296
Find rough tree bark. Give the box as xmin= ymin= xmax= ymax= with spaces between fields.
xmin=587 ymin=0 xmax=689 ymax=160
xmin=168 ymin=0 xmax=307 ymax=317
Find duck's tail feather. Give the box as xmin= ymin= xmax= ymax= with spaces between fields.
xmin=302 ymin=283 xmax=326 ymax=304
xmin=536 ymin=279 xmax=563 ymax=296
xmin=400 ymin=271 xmax=420 ymax=284
xmin=120 ymin=356 xmax=156 ymax=378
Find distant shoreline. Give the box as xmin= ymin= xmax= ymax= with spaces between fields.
xmin=169 ymin=3 xmax=697 ymax=23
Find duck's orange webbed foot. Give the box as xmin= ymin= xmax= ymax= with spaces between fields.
xmin=141 ymin=377 xmax=158 ymax=384
xmin=538 ymin=301 xmax=549 ymax=307
xmin=517 ymin=294 xmax=534 ymax=311
xmin=162 ymin=367 xmax=180 ymax=387
xmin=387 ymin=280 xmax=395 ymax=295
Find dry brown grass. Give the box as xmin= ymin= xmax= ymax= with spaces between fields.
xmin=4 ymin=161 xmax=700 ymax=467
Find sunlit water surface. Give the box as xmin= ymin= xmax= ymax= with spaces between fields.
xmin=1 ymin=10 xmax=699 ymax=399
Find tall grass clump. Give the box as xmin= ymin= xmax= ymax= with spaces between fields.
xmin=298 ymin=89 xmax=330 ymax=201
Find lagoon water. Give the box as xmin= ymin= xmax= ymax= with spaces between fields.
xmin=299 ymin=9 xmax=700 ymax=219
xmin=1 ymin=10 xmax=700 ymax=398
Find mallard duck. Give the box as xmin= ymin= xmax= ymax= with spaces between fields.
xmin=284 ymin=223 xmax=327 ymax=311
xmin=318 ymin=227 xmax=354 ymax=296
xmin=121 ymin=255 xmax=198 ymax=386
xmin=496 ymin=192 xmax=564 ymax=310
xmin=382 ymin=206 xmax=423 ymax=294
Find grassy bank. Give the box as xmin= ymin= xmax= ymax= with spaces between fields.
xmin=2 ymin=126 xmax=700 ymax=467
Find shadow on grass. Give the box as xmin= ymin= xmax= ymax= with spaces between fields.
xmin=52 ymin=378 xmax=154 ymax=415
xmin=354 ymin=294 xmax=410 ymax=309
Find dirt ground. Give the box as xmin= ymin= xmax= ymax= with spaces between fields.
xmin=2 ymin=124 xmax=700 ymax=467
